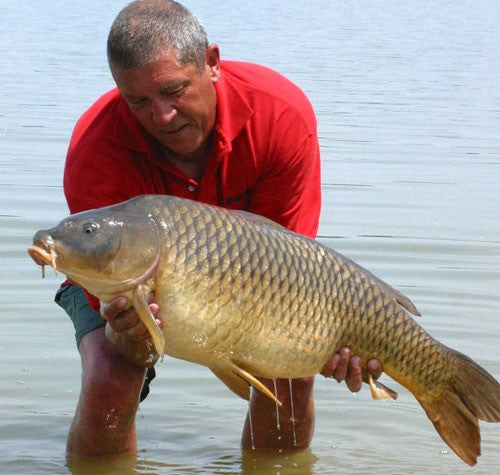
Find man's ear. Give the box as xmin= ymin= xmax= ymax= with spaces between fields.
xmin=205 ymin=44 xmax=221 ymax=83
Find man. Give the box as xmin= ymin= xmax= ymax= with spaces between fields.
xmin=57 ymin=0 xmax=381 ymax=457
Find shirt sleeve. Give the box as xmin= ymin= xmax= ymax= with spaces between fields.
xmin=62 ymin=106 xmax=147 ymax=310
xmin=64 ymin=141 xmax=142 ymax=215
xmin=63 ymin=92 xmax=152 ymax=215
xmin=247 ymin=108 xmax=321 ymax=239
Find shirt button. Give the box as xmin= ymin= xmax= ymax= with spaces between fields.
xmin=188 ymin=185 xmax=196 ymax=192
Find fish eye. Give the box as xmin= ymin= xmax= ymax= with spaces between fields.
xmin=83 ymin=222 xmax=99 ymax=234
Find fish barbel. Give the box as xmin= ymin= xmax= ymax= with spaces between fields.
xmin=28 ymin=195 xmax=499 ymax=465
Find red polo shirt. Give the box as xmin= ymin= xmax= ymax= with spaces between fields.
xmin=64 ymin=61 xmax=321 ymax=308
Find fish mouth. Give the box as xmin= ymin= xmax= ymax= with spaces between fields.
xmin=28 ymin=240 xmax=58 ymax=278
xmin=28 ymin=239 xmax=161 ymax=298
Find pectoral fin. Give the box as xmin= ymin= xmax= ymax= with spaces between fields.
xmin=230 ymin=363 xmax=282 ymax=406
xmin=210 ymin=367 xmax=251 ymax=401
xmin=364 ymin=372 xmax=398 ymax=401
xmin=133 ymin=285 xmax=165 ymax=357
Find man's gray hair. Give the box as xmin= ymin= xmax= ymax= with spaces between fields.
xmin=107 ymin=0 xmax=209 ymax=71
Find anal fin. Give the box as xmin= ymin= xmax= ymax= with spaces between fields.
xmin=211 ymin=367 xmax=251 ymax=401
xmin=363 ymin=372 xmax=398 ymax=401
xmin=231 ymin=364 xmax=282 ymax=406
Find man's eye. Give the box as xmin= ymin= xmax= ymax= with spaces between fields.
xmin=130 ymin=98 xmax=147 ymax=108
xmin=163 ymin=86 xmax=185 ymax=98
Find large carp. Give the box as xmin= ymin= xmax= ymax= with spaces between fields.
xmin=28 ymin=195 xmax=499 ymax=465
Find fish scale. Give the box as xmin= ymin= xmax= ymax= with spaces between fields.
xmin=157 ymin=200 xmax=441 ymax=382
xmin=28 ymin=194 xmax=499 ymax=466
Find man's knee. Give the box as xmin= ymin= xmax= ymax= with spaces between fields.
xmin=78 ymin=329 xmax=147 ymax=406
xmin=58 ymin=284 xmax=156 ymax=402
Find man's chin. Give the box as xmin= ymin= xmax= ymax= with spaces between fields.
xmin=157 ymin=141 xmax=204 ymax=160
xmin=161 ymin=140 xmax=211 ymax=162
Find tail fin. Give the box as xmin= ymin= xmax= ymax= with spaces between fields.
xmin=417 ymin=350 xmax=500 ymax=466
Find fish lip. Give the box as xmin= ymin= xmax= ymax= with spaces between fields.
xmin=28 ymin=245 xmax=49 ymax=267
xmin=28 ymin=240 xmax=59 ymax=278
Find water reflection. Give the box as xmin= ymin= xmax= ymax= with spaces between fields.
xmin=65 ymin=448 xmax=317 ymax=474
xmin=240 ymin=448 xmax=318 ymax=474
xmin=66 ymin=453 xmax=140 ymax=475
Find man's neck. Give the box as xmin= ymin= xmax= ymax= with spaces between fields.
xmin=160 ymin=141 xmax=211 ymax=182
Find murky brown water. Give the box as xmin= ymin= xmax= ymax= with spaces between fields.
xmin=1 ymin=0 xmax=498 ymax=473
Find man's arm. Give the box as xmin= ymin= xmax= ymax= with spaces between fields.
xmin=249 ymin=127 xmax=321 ymax=239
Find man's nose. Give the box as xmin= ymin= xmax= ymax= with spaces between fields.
xmin=151 ymin=99 xmax=177 ymax=125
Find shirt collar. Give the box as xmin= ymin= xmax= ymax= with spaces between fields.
xmin=212 ymin=66 xmax=253 ymax=153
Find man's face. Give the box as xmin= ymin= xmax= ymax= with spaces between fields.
xmin=112 ymin=45 xmax=220 ymax=158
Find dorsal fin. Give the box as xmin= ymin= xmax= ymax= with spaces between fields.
xmin=337 ymin=252 xmax=421 ymax=317
xmin=233 ymin=210 xmax=287 ymax=230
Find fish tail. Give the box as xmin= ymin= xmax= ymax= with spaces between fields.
xmin=416 ymin=349 xmax=500 ymax=466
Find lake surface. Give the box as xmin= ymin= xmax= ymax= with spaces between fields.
xmin=1 ymin=0 xmax=498 ymax=473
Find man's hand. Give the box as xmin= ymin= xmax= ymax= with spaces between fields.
xmin=320 ymin=347 xmax=382 ymax=393
xmin=100 ymin=294 xmax=161 ymax=367
xmin=100 ymin=294 xmax=161 ymax=340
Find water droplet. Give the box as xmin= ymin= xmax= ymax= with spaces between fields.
xmin=247 ymin=388 xmax=255 ymax=450
xmin=273 ymin=378 xmax=281 ymax=430
xmin=288 ymin=379 xmax=297 ymax=446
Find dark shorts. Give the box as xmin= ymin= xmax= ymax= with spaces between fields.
xmin=55 ymin=284 xmax=155 ymax=402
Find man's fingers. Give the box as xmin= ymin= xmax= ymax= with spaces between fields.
xmin=126 ymin=320 xmax=150 ymax=339
xmin=107 ymin=307 xmax=138 ymax=333
xmin=345 ymin=355 xmax=362 ymax=392
xmin=332 ymin=347 xmax=350 ymax=382
xmin=367 ymin=358 xmax=383 ymax=379
xmin=100 ymin=296 xmax=128 ymax=321
xmin=320 ymin=348 xmax=384 ymax=395
xmin=100 ymin=292 xmax=161 ymax=340
xmin=320 ymin=353 xmax=339 ymax=377
xmin=319 ymin=347 xmax=350 ymax=380
xmin=149 ymin=302 xmax=160 ymax=317
xmin=103 ymin=296 xmax=162 ymax=338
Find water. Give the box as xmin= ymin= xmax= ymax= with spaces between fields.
xmin=1 ymin=0 xmax=499 ymax=473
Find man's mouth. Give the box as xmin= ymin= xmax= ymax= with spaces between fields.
xmin=163 ymin=124 xmax=188 ymax=135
